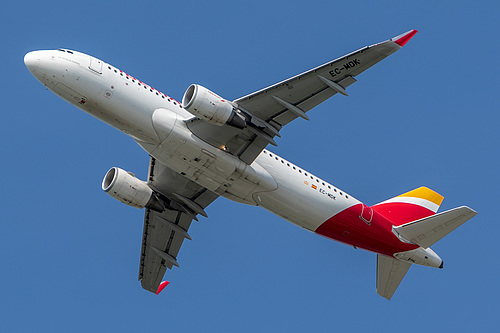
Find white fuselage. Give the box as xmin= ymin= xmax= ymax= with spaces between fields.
xmin=25 ymin=49 xmax=359 ymax=233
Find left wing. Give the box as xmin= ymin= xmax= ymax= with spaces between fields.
xmin=139 ymin=157 xmax=219 ymax=293
xmin=188 ymin=30 xmax=418 ymax=164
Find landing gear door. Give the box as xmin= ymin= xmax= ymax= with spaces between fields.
xmin=89 ymin=57 xmax=103 ymax=74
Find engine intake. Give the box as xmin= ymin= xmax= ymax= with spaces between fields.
xmin=102 ymin=167 xmax=164 ymax=212
xmin=182 ymin=84 xmax=245 ymax=129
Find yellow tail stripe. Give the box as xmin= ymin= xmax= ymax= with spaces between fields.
xmin=397 ymin=187 xmax=444 ymax=207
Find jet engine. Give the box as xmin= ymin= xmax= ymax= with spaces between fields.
xmin=182 ymin=84 xmax=245 ymax=129
xmin=102 ymin=167 xmax=164 ymax=212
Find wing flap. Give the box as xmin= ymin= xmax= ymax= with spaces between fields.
xmin=376 ymin=254 xmax=412 ymax=300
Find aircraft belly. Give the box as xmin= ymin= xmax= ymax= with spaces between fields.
xmin=140 ymin=117 xmax=277 ymax=204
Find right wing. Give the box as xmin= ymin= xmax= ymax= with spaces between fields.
xmin=138 ymin=157 xmax=219 ymax=293
xmin=188 ymin=30 xmax=418 ymax=165
xmin=376 ymin=254 xmax=412 ymax=300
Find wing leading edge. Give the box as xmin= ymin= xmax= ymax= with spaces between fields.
xmin=139 ymin=157 xmax=219 ymax=293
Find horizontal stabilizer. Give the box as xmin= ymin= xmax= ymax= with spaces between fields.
xmin=377 ymin=254 xmax=412 ymax=300
xmin=393 ymin=206 xmax=477 ymax=248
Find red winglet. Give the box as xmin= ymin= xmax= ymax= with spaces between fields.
xmin=156 ymin=281 xmax=170 ymax=295
xmin=393 ymin=29 xmax=418 ymax=47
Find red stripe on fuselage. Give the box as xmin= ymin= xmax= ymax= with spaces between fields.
xmin=315 ymin=204 xmax=418 ymax=256
xmin=371 ymin=202 xmax=435 ymax=226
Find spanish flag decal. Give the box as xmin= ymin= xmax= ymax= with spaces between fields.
xmin=312 ymin=184 xmax=317 ymax=190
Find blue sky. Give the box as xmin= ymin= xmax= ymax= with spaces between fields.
xmin=2 ymin=1 xmax=498 ymax=331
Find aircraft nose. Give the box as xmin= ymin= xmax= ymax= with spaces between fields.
xmin=24 ymin=51 xmax=40 ymax=73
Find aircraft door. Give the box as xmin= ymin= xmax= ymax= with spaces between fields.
xmin=89 ymin=56 xmax=103 ymax=74
xmin=360 ymin=204 xmax=373 ymax=225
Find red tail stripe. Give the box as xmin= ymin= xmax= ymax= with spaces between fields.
xmin=371 ymin=202 xmax=435 ymax=226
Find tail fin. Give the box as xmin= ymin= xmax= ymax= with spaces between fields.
xmin=393 ymin=206 xmax=477 ymax=248
xmin=372 ymin=187 xmax=444 ymax=225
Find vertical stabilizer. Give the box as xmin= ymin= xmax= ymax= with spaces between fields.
xmin=372 ymin=187 xmax=444 ymax=225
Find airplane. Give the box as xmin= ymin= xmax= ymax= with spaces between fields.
xmin=24 ymin=29 xmax=477 ymax=300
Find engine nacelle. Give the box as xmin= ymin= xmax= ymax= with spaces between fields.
xmin=182 ymin=84 xmax=245 ymax=129
xmin=102 ymin=167 xmax=164 ymax=212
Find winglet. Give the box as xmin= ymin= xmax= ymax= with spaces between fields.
xmin=392 ymin=29 xmax=418 ymax=47
xmin=156 ymin=281 xmax=170 ymax=295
